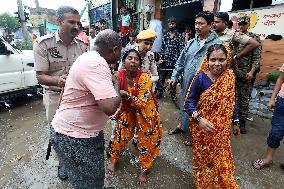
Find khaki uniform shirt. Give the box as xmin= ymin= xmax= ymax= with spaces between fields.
xmin=233 ymin=31 xmax=262 ymax=82
xmin=142 ymin=51 xmax=159 ymax=84
xmin=34 ymin=31 xmax=88 ymax=122
xmin=217 ymin=28 xmax=251 ymax=54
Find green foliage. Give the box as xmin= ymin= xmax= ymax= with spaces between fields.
xmin=0 ymin=12 xmax=21 ymax=34
xmin=267 ymin=70 xmax=281 ymax=83
xmin=16 ymin=40 xmax=33 ymax=50
xmin=30 ymin=14 xmax=47 ymax=27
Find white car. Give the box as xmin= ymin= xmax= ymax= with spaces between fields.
xmin=0 ymin=35 xmax=39 ymax=102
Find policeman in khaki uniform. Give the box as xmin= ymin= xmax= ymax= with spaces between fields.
xmin=234 ymin=15 xmax=262 ymax=134
xmin=213 ymin=12 xmax=260 ymax=60
xmin=33 ymin=6 xmax=87 ymax=180
xmin=119 ymin=29 xmax=159 ymax=89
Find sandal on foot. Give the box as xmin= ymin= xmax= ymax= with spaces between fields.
xmin=168 ymin=127 xmax=184 ymax=135
xmin=252 ymin=159 xmax=273 ymax=170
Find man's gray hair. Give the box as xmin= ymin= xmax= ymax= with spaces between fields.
xmin=56 ymin=6 xmax=79 ymax=21
xmin=95 ymin=29 xmax=121 ymax=49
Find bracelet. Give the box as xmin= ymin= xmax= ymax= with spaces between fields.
xmin=127 ymin=96 xmax=133 ymax=102
xmin=234 ymin=54 xmax=240 ymax=60
xmin=233 ymin=119 xmax=239 ymax=126
xmin=192 ymin=111 xmax=201 ymax=123
xmin=233 ymin=119 xmax=239 ymax=123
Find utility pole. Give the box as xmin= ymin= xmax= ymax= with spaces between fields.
xmin=17 ymin=0 xmax=29 ymax=40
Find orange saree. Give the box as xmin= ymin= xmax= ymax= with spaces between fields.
xmin=185 ymin=47 xmax=239 ymax=189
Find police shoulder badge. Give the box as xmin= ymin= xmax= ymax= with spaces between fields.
xmin=47 ymin=47 xmax=63 ymax=58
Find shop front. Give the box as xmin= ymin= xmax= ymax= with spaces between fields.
xmin=112 ymin=0 xmax=140 ymax=32
xmin=160 ymin=0 xmax=203 ymax=32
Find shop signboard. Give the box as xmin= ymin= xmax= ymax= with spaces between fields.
xmin=89 ymin=1 xmax=112 ymax=29
xmin=229 ymin=4 xmax=284 ymax=39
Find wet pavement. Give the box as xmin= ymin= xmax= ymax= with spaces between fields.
xmin=0 ymin=93 xmax=283 ymax=189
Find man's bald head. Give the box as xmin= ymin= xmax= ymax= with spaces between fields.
xmin=94 ymin=29 xmax=122 ymax=65
xmin=95 ymin=29 xmax=121 ymax=49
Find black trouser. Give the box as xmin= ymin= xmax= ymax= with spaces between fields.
xmin=122 ymin=34 xmax=130 ymax=47
xmin=156 ymin=69 xmax=173 ymax=95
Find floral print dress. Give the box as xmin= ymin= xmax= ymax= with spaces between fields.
xmin=110 ymin=70 xmax=162 ymax=171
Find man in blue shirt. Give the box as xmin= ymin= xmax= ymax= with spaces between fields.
xmin=167 ymin=11 xmax=221 ymax=144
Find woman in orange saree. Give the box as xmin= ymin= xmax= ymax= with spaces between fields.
xmin=184 ymin=44 xmax=240 ymax=189
xmin=108 ymin=49 xmax=162 ymax=185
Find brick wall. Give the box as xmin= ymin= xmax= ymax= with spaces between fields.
xmin=154 ymin=0 xmax=161 ymax=19
xmin=257 ymin=40 xmax=284 ymax=81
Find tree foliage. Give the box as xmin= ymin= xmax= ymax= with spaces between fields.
xmin=16 ymin=40 xmax=33 ymax=50
xmin=0 ymin=12 xmax=21 ymax=34
xmin=30 ymin=14 xmax=48 ymax=27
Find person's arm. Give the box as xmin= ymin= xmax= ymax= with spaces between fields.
xmin=185 ymin=73 xmax=216 ymax=133
xmin=36 ymin=71 xmax=66 ymax=88
xmin=234 ymin=33 xmax=260 ymax=59
xmin=247 ymin=36 xmax=262 ymax=80
xmin=33 ymin=42 xmax=65 ymax=87
xmin=232 ymin=92 xmax=240 ymax=136
xmin=184 ymin=74 xmax=202 ymax=116
xmin=83 ymin=64 xmax=121 ymax=116
xmin=128 ymin=73 xmax=152 ymax=109
xmin=237 ymin=39 xmax=259 ymax=59
xmin=232 ymin=90 xmax=238 ymax=121
xmin=150 ymin=61 xmax=159 ymax=83
xmin=267 ymin=70 xmax=284 ymax=110
xmin=97 ymin=75 xmax=121 ymax=116
xmin=232 ymin=89 xmax=240 ymax=135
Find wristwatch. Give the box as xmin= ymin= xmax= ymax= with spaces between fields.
xmin=195 ymin=114 xmax=201 ymax=123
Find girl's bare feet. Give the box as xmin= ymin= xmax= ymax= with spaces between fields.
xmin=107 ymin=162 xmax=117 ymax=174
xmin=137 ymin=170 xmax=147 ymax=185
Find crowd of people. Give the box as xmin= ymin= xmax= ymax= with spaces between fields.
xmin=33 ymin=5 xmax=284 ymax=189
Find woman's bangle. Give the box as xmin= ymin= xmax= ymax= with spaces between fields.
xmin=233 ymin=119 xmax=239 ymax=123
xmin=233 ymin=119 xmax=239 ymax=126
xmin=127 ymin=96 xmax=133 ymax=102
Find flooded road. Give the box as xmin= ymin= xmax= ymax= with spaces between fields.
xmin=0 ymin=94 xmax=283 ymax=188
